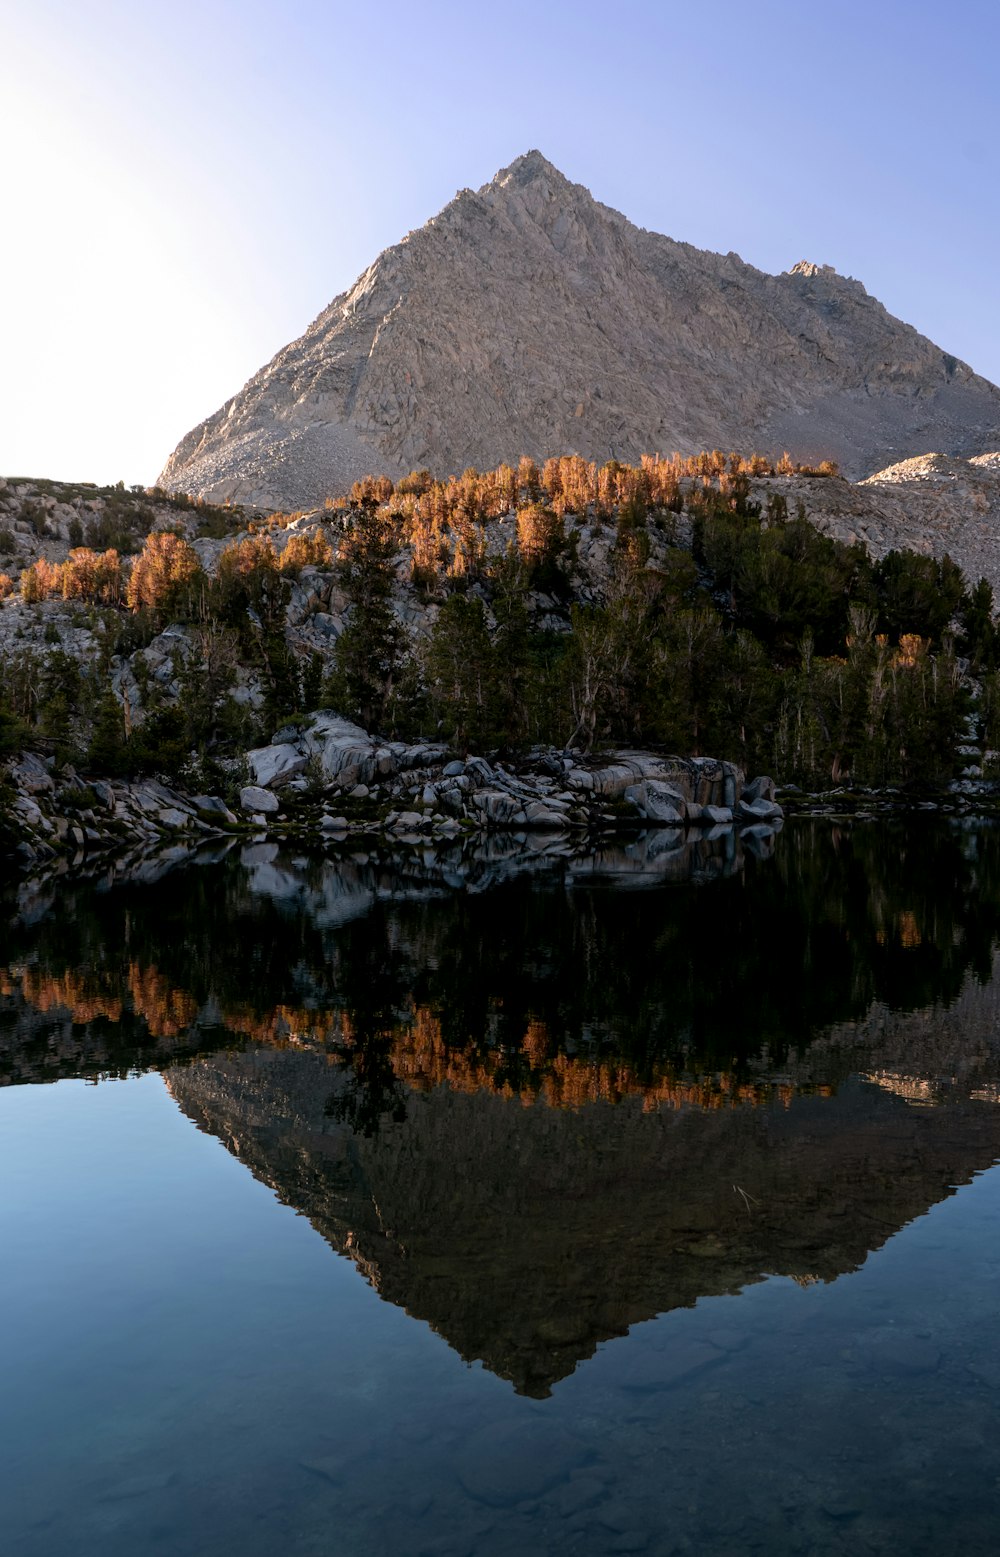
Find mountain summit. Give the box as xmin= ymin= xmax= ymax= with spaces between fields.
xmin=159 ymin=152 xmax=1000 ymax=509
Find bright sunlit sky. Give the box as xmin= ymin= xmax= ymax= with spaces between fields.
xmin=1 ymin=0 xmax=997 ymax=487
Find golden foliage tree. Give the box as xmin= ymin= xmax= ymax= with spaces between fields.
xmin=279 ymin=531 xmax=333 ymax=574
xmin=126 ymin=532 xmax=202 ymax=615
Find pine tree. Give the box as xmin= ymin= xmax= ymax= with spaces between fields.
xmin=426 ymin=594 xmax=497 ymax=752
xmin=87 ymin=684 xmax=128 ymax=776
xmin=326 ymin=508 xmax=407 ymax=732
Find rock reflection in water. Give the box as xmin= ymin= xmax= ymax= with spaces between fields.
xmin=168 ymin=1042 xmax=1000 ymax=1397
xmin=4 ymin=819 xmax=776 ymax=930
xmin=5 ymin=820 xmax=1000 ymax=1403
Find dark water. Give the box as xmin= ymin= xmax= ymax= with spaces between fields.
xmin=3 ymin=822 xmax=1000 ymax=1555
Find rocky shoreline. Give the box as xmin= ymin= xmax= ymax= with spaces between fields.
xmin=3 ymin=713 xmax=786 ymax=875
xmin=10 ymin=709 xmax=1000 ymax=884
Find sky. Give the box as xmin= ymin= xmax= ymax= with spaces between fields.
xmin=1 ymin=0 xmax=997 ymax=487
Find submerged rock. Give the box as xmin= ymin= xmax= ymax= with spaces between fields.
xmin=454 ymin=1419 xmax=586 ymax=1505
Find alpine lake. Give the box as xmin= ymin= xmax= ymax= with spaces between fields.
xmin=3 ymin=818 xmax=1000 ymax=1556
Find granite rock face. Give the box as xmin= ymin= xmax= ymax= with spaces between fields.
xmin=239 ymin=785 xmax=280 ymax=815
xmin=1 ymin=762 xmax=242 ymax=870
xmin=158 ymin=151 xmax=1000 ymax=509
xmin=234 ymin=716 xmax=765 ymax=837
xmin=2 ymin=720 xmax=780 ymax=873
xmin=748 ymin=453 xmax=1000 ymax=587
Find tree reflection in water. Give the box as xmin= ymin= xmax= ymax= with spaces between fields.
xmin=6 ymin=821 xmax=1000 ymax=1395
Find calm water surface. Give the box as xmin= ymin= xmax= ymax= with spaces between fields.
xmin=2 ymin=821 xmax=1000 ymax=1555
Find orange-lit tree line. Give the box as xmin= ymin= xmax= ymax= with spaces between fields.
xmin=336 ymin=451 xmax=838 ymax=586
xmin=344 ymin=449 xmax=838 ymax=522
xmin=12 ymin=452 xmax=834 ymax=611
xmin=4 ymin=449 xmax=1000 ymax=788
xmin=17 ymin=530 xmax=334 ymax=613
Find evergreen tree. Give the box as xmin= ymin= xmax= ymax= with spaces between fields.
xmin=0 ymin=692 xmax=23 ymax=756
xmin=326 ymin=507 xmax=408 ymax=732
xmin=426 ymin=594 xmax=497 ymax=751
xmin=87 ymin=684 xmax=128 ymax=776
xmin=959 ymin=578 xmax=999 ymax=670
xmin=874 ymin=550 xmax=965 ymax=645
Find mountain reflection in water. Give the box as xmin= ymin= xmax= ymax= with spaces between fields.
xmin=4 ymin=821 xmax=1000 ymax=1398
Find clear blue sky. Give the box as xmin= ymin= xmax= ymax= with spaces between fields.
xmin=1 ymin=0 xmax=997 ymax=485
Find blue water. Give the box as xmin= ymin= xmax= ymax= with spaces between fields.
xmin=2 ymin=826 xmax=1000 ymax=1553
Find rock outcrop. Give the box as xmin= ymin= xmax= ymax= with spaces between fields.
xmin=748 ymin=452 xmax=1000 ymax=586
xmin=158 ymin=151 xmax=1000 ymax=509
xmin=2 ymin=718 xmax=781 ymax=872
xmin=3 ymin=753 xmax=241 ymax=868
xmin=231 ymin=712 xmax=769 ymax=838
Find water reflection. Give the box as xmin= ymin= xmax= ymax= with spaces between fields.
xmin=4 ymin=822 xmax=1000 ymax=1401
xmin=3 ymin=821 xmax=999 ymax=1091
xmin=171 ymin=1047 xmax=1000 ymax=1397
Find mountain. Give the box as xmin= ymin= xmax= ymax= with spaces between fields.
xmin=158 ymin=151 xmax=1000 ymax=511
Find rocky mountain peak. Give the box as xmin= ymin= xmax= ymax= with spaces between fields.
xmin=788 ymin=259 xmax=834 ymax=279
xmin=158 ymin=156 xmax=1000 ymax=511
xmin=436 ymin=150 xmax=584 ymax=235
xmin=491 ymin=148 xmax=571 ymax=191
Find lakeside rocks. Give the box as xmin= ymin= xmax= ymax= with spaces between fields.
xmin=246 ymin=744 xmax=308 ymax=789
xmin=239 ymin=785 xmax=280 ymax=815
xmin=2 ymin=762 xmax=241 ymax=870
xmin=2 ymin=710 xmax=782 ymax=873
xmin=12 ymin=695 xmax=1000 ymax=883
xmin=229 ymin=713 xmax=767 ymax=838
